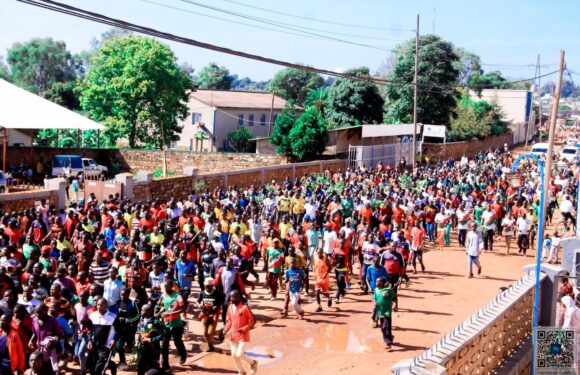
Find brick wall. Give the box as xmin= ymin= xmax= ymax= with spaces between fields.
xmin=1 ymin=147 xmax=286 ymax=175
xmin=422 ymin=133 xmax=513 ymax=162
xmin=0 ymin=189 xmax=58 ymax=212
xmin=132 ymin=159 xmax=348 ymax=202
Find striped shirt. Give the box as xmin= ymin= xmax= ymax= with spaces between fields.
xmin=90 ymin=261 xmax=112 ymax=284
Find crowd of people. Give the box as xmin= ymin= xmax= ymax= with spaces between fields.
xmin=0 ymin=144 xmax=576 ymax=375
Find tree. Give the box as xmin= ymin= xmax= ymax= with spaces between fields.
xmin=454 ymin=48 xmax=482 ymax=86
xmin=304 ymin=87 xmax=329 ymax=116
xmin=468 ymin=70 xmax=531 ymax=94
xmin=270 ymin=100 xmax=299 ymax=157
xmin=7 ymin=38 xmax=77 ymax=93
xmin=179 ymin=62 xmax=197 ymax=83
xmin=384 ymin=35 xmax=460 ymax=125
xmin=268 ymin=67 xmax=324 ymax=106
xmin=231 ymin=75 xmax=269 ymax=91
xmin=42 ymin=81 xmax=80 ymax=111
xmin=227 ymin=126 xmax=253 ymax=152
xmin=197 ymin=62 xmax=233 ymax=89
xmin=289 ymin=107 xmax=328 ymax=161
xmin=327 ymin=67 xmax=384 ymax=126
xmin=447 ymin=94 xmax=507 ymax=141
xmin=78 ymin=36 xmax=192 ymax=148
xmin=0 ymin=56 xmax=10 ymax=82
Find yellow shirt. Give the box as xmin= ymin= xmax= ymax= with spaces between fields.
xmin=285 ymin=253 xmax=307 ymax=269
xmin=183 ymin=223 xmax=199 ymax=234
xmin=279 ymin=222 xmax=293 ymax=239
xmin=124 ymin=213 xmax=134 ymax=225
xmin=229 ymin=222 xmax=248 ymax=235
xmin=214 ymin=207 xmax=223 ymax=220
xmin=221 ymin=219 xmax=230 ymax=233
xmin=278 ymin=196 xmax=292 ymax=212
xmin=292 ymin=197 xmax=305 ymax=214
xmin=150 ymin=233 xmax=165 ymax=245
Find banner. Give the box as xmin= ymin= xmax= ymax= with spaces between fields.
xmin=423 ymin=125 xmax=446 ymax=138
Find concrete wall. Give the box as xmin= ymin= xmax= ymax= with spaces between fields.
xmin=213 ymin=109 xmax=282 ymax=151
xmin=0 ymin=146 xmax=286 ymax=176
xmin=0 ymin=188 xmax=58 ymax=212
xmin=132 ymin=159 xmax=347 ymax=202
xmin=174 ymin=97 xmax=215 ymax=151
xmin=470 ymin=89 xmax=530 ymax=124
xmin=422 ymin=133 xmax=513 ymax=162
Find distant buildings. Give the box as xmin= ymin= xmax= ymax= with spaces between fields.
xmin=174 ymin=90 xmax=293 ymax=151
xmin=470 ymin=89 xmax=534 ymax=144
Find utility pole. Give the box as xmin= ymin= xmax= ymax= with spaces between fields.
xmin=538 ymin=55 xmax=543 ymax=143
xmin=412 ymin=13 xmax=419 ymax=171
xmin=525 ymin=54 xmax=540 ymax=149
xmin=268 ymin=90 xmax=275 ymax=137
xmin=160 ymin=119 xmax=167 ymax=178
xmin=532 ymin=50 xmax=564 ymax=375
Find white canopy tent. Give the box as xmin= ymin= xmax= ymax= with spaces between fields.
xmin=0 ymin=78 xmax=106 ymax=170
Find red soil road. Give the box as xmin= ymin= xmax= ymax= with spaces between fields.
xmin=154 ymin=237 xmax=535 ymax=375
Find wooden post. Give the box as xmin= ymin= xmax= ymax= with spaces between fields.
xmin=77 ymin=129 xmax=81 ymax=148
xmin=55 ymin=129 xmax=59 ymax=148
xmin=412 ymin=13 xmax=420 ymax=173
xmin=2 ymin=127 xmax=6 ymax=173
xmin=97 ymin=129 xmax=101 ymax=149
xmin=160 ymin=119 xmax=167 ymax=178
xmin=268 ymin=90 xmax=275 ymax=137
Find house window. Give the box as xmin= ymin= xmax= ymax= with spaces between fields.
xmin=248 ymin=114 xmax=254 ymax=126
xmin=191 ymin=112 xmax=202 ymax=124
xmin=238 ymin=114 xmax=244 ymax=126
xmin=260 ymin=114 xmax=266 ymax=126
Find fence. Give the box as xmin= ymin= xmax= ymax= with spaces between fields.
xmin=348 ymin=142 xmax=420 ymax=170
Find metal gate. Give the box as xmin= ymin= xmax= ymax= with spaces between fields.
xmin=348 ymin=142 xmax=421 ymax=170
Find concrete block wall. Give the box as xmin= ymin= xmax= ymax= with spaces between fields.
xmin=422 ymin=133 xmax=513 ymax=162
xmin=0 ymin=189 xmax=58 ymax=212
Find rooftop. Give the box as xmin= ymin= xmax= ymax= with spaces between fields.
xmin=190 ymin=89 xmax=290 ymax=110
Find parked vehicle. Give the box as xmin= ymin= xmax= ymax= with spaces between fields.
xmin=560 ymin=146 xmax=580 ymax=163
xmin=82 ymin=158 xmax=108 ymax=175
xmin=530 ymin=142 xmax=548 ymax=157
xmin=51 ymin=155 xmax=107 ymax=178
xmin=566 ymin=137 xmax=578 ymax=146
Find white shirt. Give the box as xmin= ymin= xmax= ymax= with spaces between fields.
xmin=322 ymin=230 xmax=337 ymax=255
xmin=516 ymin=217 xmax=532 ymax=234
xmin=501 ymin=217 xmax=515 ymax=235
xmin=560 ymin=199 xmax=573 ymax=213
xmin=481 ymin=210 xmax=496 ymax=231
xmin=103 ymin=278 xmax=123 ymax=306
xmin=456 ymin=209 xmax=469 ymax=230
xmin=466 ymin=230 xmax=484 ymax=256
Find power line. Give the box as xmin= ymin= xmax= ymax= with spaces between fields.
xmin=14 ymin=0 xmax=561 ymax=97
xmin=177 ymin=0 xmax=397 ymax=52
xmin=209 ymin=0 xmax=414 ymax=32
xmin=16 ymin=0 xmax=411 ymax=87
xmin=142 ymin=0 xmax=402 ymax=47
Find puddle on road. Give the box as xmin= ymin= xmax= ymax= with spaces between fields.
xmin=194 ymin=346 xmax=282 ymax=370
xmin=299 ymin=324 xmax=384 ymax=353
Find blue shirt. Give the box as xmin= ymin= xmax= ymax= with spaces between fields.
xmin=104 ymin=228 xmax=115 ymax=250
xmin=175 ymin=259 xmax=196 ymax=290
xmin=285 ymin=267 xmax=305 ymax=293
xmin=365 ymin=265 xmax=388 ymax=292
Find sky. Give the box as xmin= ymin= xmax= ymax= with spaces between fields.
xmin=0 ymin=0 xmax=579 ymax=84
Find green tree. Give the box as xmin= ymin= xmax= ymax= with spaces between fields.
xmin=42 ymin=81 xmax=80 ymax=111
xmin=303 ymin=87 xmax=329 ymax=116
xmin=448 ymin=95 xmax=507 ymax=141
xmin=197 ymin=62 xmax=233 ymax=89
xmin=0 ymin=56 xmax=11 ymax=82
xmin=454 ymin=48 xmax=482 ymax=86
xmin=468 ymin=70 xmax=531 ymax=94
xmin=268 ymin=67 xmax=324 ymax=105
xmin=78 ymin=36 xmax=192 ymax=148
xmin=7 ymin=38 xmax=77 ymax=93
xmin=270 ymin=100 xmax=299 ymax=157
xmin=227 ymin=126 xmax=253 ymax=152
xmin=289 ymin=106 xmax=328 ymax=161
xmin=327 ymin=67 xmax=384 ymax=126
xmin=385 ymin=35 xmax=460 ymax=125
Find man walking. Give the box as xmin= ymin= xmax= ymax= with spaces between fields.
xmin=224 ymin=290 xmax=258 ymax=375
xmin=374 ymin=277 xmax=395 ymax=349
xmin=283 ymin=257 xmax=306 ymax=319
xmin=466 ymin=222 xmax=483 ymax=278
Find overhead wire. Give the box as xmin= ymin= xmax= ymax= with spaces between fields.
xmin=210 ymin=0 xmax=415 ymax=32
xmin=15 ymin=0 xmax=561 ymax=97
xmin=176 ymin=0 xmax=397 ymax=52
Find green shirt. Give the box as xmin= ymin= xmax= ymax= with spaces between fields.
xmin=267 ymin=248 xmax=284 ymax=274
xmin=473 ymin=205 xmax=484 ymax=224
xmin=374 ymin=286 xmax=395 ymax=317
xmin=341 ymin=199 xmax=353 ymax=218
xmin=162 ymin=292 xmax=185 ymax=328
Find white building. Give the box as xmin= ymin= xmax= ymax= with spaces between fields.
xmin=470 ymin=89 xmax=534 ymax=144
xmin=174 ymin=90 xmax=292 ymax=151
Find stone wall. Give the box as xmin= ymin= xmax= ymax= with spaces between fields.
xmin=422 ymin=133 xmax=513 ymax=162
xmin=1 ymin=146 xmax=285 ymax=175
xmin=391 ymin=268 xmax=557 ymax=374
xmin=0 ymin=189 xmax=58 ymax=212
xmin=132 ymin=159 xmax=347 ymax=202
